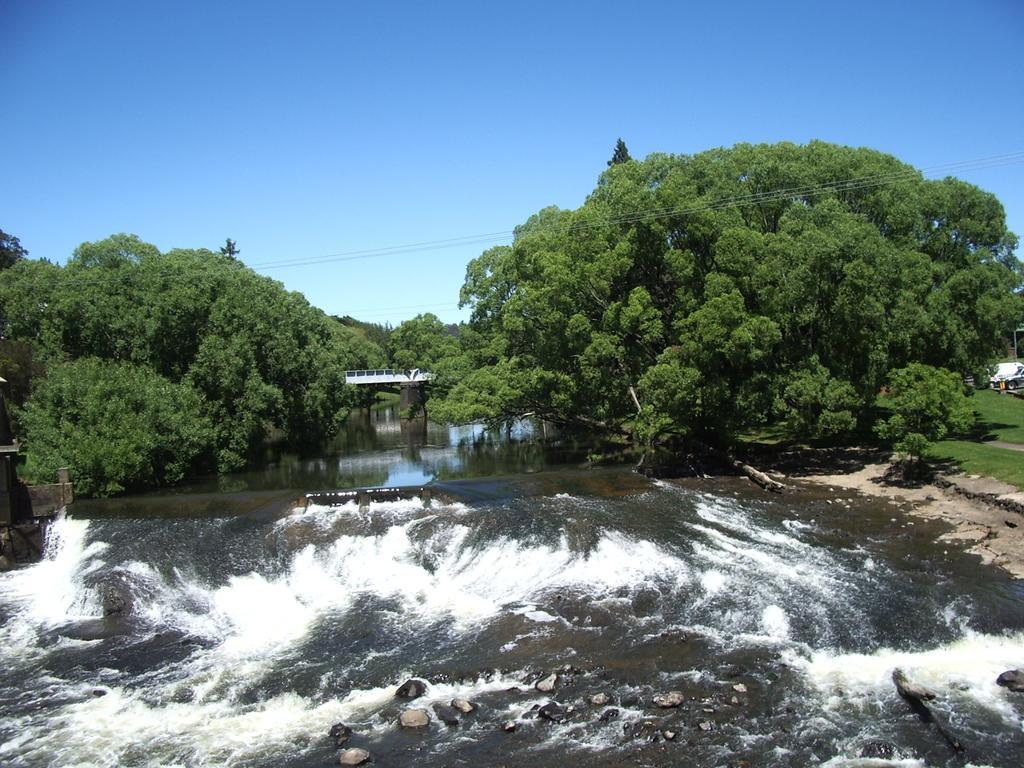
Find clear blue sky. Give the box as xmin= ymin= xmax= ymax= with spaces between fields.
xmin=2 ymin=0 xmax=1022 ymax=326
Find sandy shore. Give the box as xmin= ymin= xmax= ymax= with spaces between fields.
xmin=795 ymin=461 xmax=1024 ymax=578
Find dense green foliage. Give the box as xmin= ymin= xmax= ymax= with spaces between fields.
xmin=18 ymin=359 xmax=213 ymax=495
xmin=608 ymin=138 xmax=631 ymax=167
xmin=0 ymin=234 xmax=385 ymax=491
xmin=874 ymin=364 xmax=975 ymax=460
xmin=388 ymin=312 xmax=459 ymax=372
xmin=438 ymin=142 xmax=1022 ymax=446
xmin=0 ymin=230 xmax=28 ymax=270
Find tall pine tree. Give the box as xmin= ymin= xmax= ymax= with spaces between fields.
xmin=607 ymin=138 xmax=632 ymax=166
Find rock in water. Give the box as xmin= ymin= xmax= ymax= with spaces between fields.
xmin=451 ymin=697 xmax=476 ymax=713
xmin=893 ymin=669 xmax=935 ymax=702
xmin=502 ymin=720 xmax=517 ymax=732
xmin=395 ymin=678 xmax=428 ymax=699
xmin=732 ymin=683 xmax=748 ymax=693
xmin=589 ymin=692 xmax=610 ymax=706
xmin=698 ymin=720 xmax=714 ymax=731
xmin=329 ymin=722 xmax=352 ymax=746
xmin=339 ymin=748 xmax=370 ymax=766
xmin=538 ymin=701 xmax=567 ymax=723
xmin=997 ymin=669 xmax=1024 ymax=692
xmin=398 ymin=708 xmax=430 ymax=728
xmin=599 ymin=707 xmax=620 ymax=722
xmin=535 ymin=673 xmax=558 ymax=692
xmin=652 ymin=691 xmax=684 ymax=708
xmin=859 ymin=740 xmax=897 ymax=759
xmin=434 ymin=704 xmax=460 ymax=726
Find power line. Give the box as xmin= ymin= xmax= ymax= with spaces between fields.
xmin=247 ymin=150 xmax=1024 ymax=270
xmin=22 ymin=149 xmax=1024 ymax=290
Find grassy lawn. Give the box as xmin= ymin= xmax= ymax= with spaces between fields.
xmin=929 ymin=389 xmax=1024 ymax=489
xmin=927 ymin=439 xmax=1024 ymax=489
xmin=741 ymin=388 xmax=1024 ymax=490
xmin=969 ymin=389 xmax=1024 ymax=444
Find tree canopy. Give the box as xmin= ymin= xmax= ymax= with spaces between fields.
xmin=438 ymin=141 xmax=1021 ymax=446
xmin=0 ymin=234 xmax=385 ymax=489
xmin=0 ymin=230 xmax=28 ymax=270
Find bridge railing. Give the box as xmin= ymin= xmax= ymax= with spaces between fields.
xmin=344 ymin=369 xmax=435 ymax=383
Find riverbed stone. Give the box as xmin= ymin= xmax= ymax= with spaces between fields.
xmin=451 ymin=697 xmax=476 ymax=713
xmin=502 ymin=720 xmax=517 ymax=732
xmin=434 ymin=703 xmax=460 ymax=726
xmin=538 ymin=701 xmax=567 ymax=723
xmin=329 ymin=722 xmax=352 ymax=746
xmin=732 ymin=683 xmax=748 ymax=693
xmin=339 ymin=748 xmax=370 ymax=766
xmin=590 ymin=692 xmax=610 ymax=706
xmin=859 ymin=740 xmax=897 ymax=759
xmin=698 ymin=720 xmax=714 ymax=731
xmin=395 ymin=678 xmax=428 ymax=699
xmin=599 ymin=707 xmax=620 ymax=721
xmin=535 ymin=673 xmax=558 ymax=692
xmin=653 ymin=691 xmax=684 ymax=708
xmin=997 ymin=669 xmax=1024 ymax=691
xmin=398 ymin=708 xmax=430 ymax=728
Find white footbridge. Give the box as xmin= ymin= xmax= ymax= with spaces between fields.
xmin=344 ymin=369 xmax=434 ymax=385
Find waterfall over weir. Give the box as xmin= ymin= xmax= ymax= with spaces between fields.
xmin=1 ymin=471 xmax=1022 ymax=767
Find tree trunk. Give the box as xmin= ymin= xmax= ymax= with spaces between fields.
xmin=892 ymin=669 xmax=965 ymax=755
xmin=692 ymin=440 xmax=786 ymax=493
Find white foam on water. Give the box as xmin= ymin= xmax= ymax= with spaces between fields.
xmin=0 ymin=513 xmax=105 ymax=624
xmin=795 ymin=631 xmax=1024 ymax=726
xmin=820 ymin=759 xmax=926 ymax=768
xmin=0 ymin=671 xmax=527 ymax=768
xmin=760 ymin=604 xmax=791 ymax=640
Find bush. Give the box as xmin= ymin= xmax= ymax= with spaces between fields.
xmin=874 ymin=363 xmax=975 ymax=462
xmin=17 ymin=358 xmax=215 ymax=495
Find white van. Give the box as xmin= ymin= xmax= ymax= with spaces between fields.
xmin=989 ymin=361 xmax=1024 ymax=390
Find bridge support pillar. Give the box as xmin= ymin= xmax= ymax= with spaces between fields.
xmin=399 ymin=383 xmax=427 ymax=412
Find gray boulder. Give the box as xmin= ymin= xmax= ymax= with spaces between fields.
xmin=339 ymin=748 xmax=370 ymax=766
xmin=997 ymin=669 xmax=1024 ymax=692
xmin=398 ymin=708 xmax=430 ymax=728
xmin=652 ymin=691 xmax=684 ymax=708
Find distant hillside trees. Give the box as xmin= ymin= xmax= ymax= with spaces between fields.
xmin=438 ymin=141 xmax=1022 ymax=446
xmin=0 ymin=234 xmax=385 ymax=492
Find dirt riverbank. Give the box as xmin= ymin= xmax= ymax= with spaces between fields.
xmin=792 ymin=460 xmax=1024 ymax=579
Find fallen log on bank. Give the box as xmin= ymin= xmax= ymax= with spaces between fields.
xmin=892 ymin=668 xmax=965 ymax=756
xmin=692 ymin=440 xmax=787 ymax=493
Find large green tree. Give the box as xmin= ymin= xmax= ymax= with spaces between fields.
xmin=441 ymin=142 xmax=1021 ymax=446
xmin=0 ymin=234 xmax=386 ymax=481
xmin=388 ymin=312 xmax=459 ymax=372
xmin=17 ymin=358 xmax=214 ymax=496
xmin=0 ymin=230 xmax=28 ymax=270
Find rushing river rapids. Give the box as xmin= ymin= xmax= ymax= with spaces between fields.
xmin=1 ymin=439 xmax=1023 ymax=766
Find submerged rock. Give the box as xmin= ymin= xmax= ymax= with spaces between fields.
xmin=589 ymin=692 xmax=610 ymax=706
xmin=434 ymin=703 xmax=460 ymax=726
xmin=398 ymin=708 xmax=430 ymax=728
xmin=653 ymin=691 xmax=684 ymax=708
xmin=538 ymin=701 xmax=567 ymax=723
xmin=451 ymin=697 xmax=476 ymax=713
xmin=535 ymin=673 xmax=558 ymax=692
xmin=395 ymin=678 xmax=428 ymax=699
xmin=997 ymin=669 xmax=1024 ymax=692
xmin=329 ymin=722 xmax=352 ymax=746
xmin=859 ymin=740 xmax=897 ymax=759
xmin=339 ymin=748 xmax=370 ymax=766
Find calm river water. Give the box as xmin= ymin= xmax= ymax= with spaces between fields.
xmin=1 ymin=404 xmax=1022 ymax=767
